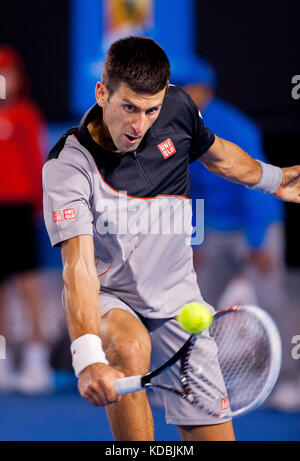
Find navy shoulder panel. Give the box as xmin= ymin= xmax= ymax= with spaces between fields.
xmin=45 ymin=127 xmax=78 ymax=163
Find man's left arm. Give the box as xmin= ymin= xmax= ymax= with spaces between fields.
xmin=199 ymin=135 xmax=300 ymax=203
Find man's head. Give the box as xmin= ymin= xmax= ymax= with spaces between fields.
xmin=94 ymin=37 xmax=170 ymax=153
xmin=102 ymin=36 xmax=170 ymax=98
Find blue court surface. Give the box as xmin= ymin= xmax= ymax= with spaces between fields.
xmin=0 ymin=380 xmax=299 ymax=441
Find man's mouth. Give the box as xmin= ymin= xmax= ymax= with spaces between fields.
xmin=125 ymin=134 xmax=141 ymax=143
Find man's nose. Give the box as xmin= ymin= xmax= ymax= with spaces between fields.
xmin=131 ymin=113 xmax=146 ymax=136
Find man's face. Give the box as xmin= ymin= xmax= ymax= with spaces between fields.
xmin=96 ymin=82 xmax=166 ymax=152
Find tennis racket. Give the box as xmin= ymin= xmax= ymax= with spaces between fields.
xmin=114 ymin=304 xmax=282 ymax=419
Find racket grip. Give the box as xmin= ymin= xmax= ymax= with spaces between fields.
xmin=114 ymin=375 xmax=143 ymax=395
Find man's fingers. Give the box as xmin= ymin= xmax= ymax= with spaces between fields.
xmin=78 ymin=367 xmax=124 ymax=406
xmin=81 ymin=384 xmax=113 ymax=406
xmin=91 ymin=380 xmax=121 ymax=406
xmin=93 ymin=375 xmax=122 ymax=405
xmin=83 ymin=383 xmax=106 ymax=406
xmin=83 ymin=390 xmax=102 ymax=406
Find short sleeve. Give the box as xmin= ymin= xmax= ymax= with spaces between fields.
xmin=42 ymin=158 xmax=93 ymax=247
xmin=188 ymin=98 xmax=215 ymax=163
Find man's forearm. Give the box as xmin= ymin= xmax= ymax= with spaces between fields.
xmin=62 ymin=263 xmax=110 ymax=377
xmin=200 ymin=136 xmax=262 ymax=187
xmin=63 ymin=264 xmax=101 ymax=342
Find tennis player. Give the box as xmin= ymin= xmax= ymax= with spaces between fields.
xmin=43 ymin=37 xmax=300 ymax=441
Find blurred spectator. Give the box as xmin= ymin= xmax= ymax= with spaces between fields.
xmin=171 ymin=55 xmax=300 ymax=410
xmin=0 ymin=46 xmax=53 ymax=393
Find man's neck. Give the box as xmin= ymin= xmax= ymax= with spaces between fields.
xmin=87 ymin=111 xmax=118 ymax=152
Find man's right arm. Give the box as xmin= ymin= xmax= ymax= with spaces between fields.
xmin=61 ymin=234 xmax=124 ymax=406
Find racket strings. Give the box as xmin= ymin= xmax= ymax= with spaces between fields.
xmin=179 ymin=309 xmax=275 ymax=416
xmin=210 ymin=310 xmax=272 ymax=412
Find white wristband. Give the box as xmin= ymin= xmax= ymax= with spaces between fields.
xmin=249 ymin=160 xmax=282 ymax=194
xmin=71 ymin=334 xmax=108 ymax=378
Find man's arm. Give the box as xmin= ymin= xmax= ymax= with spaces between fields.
xmin=200 ymin=135 xmax=300 ymax=203
xmin=200 ymin=136 xmax=263 ymax=187
xmin=61 ymin=234 xmax=124 ymax=406
xmin=61 ymin=234 xmax=101 ymax=340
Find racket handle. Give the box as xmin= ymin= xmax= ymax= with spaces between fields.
xmin=114 ymin=375 xmax=143 ymax=395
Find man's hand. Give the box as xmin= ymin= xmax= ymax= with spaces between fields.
xmin=78 ymin=362 xmax=125 ymax=406
xmin=273 ymin=166 xmax=300 ymax=203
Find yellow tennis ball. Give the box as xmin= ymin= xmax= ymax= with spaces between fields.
xmin=176 ymin=302 xmax=213 ymax=333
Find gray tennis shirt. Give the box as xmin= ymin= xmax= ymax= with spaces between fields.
xmin=43 ymin=85 xmax=215 ymax=318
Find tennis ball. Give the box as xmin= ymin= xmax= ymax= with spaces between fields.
xmin=176 ymin=302 xmax=213 ymax=333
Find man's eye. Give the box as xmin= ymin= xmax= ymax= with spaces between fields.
xmin=146 ymin=108 xmax=158 ymax=115
xmin=124 ymin=105 xmax=135 ymax=112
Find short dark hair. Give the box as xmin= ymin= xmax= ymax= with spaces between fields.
xmin=102 ymin=36 xmax=170 ymax=96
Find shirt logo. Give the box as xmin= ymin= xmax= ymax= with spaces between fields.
xmin=53 ymin=210 xmax=63 ymax=223
xmin=221 ymin=397 xmax=230 ymax=411
xmin=63 ymin=208 xmax=76 ymax=220
xmin=157 ymin=138 xmax=176 ymax=159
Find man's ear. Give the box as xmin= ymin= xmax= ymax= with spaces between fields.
xmin=95 ymin=81 xmax=107 ymax=107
